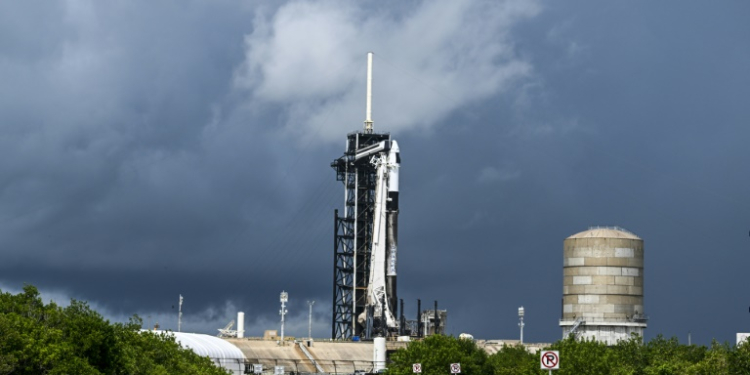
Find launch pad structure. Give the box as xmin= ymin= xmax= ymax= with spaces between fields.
xmin=331 ymin=53 xmax=401 ymax=340
xmin=331 ymin=131 xmax=391 ymax=340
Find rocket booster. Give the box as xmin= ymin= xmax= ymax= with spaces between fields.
xmin=385 ymin=141 xmax=400 ymax=314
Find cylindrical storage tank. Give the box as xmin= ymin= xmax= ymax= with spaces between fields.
xmin=237 ymin=312 xmax=245 ymax=339
xmin=373 ymin=337 xmax=387 ymax=372
xmin=560 ymin=227 xmax=647 ymax=345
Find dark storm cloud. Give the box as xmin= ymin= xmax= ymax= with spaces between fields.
xmin=1 ymin=0 xmax=749 ymax=344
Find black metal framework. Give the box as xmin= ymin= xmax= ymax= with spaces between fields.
xmin=331 ymin=131 xmax=390 ymax=340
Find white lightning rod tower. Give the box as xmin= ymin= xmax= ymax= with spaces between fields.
xmin=178 ymin=294 xmax=183 ymax=332
xmin=364 ymin=52 xmax=374 ymax=133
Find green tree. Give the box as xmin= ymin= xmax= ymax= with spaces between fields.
xmin=729 ymin=338 xmax=750 ymax=374
xmin=642 ymin=335 xmax=704 ymax=375
xmin=549 ymin=336 xmax=612 ymax=375
xmin=686 ymin=340 xmax=730 ymax=375
xmin=387 ymin=335 xmax=492 ymax=375
xmin=0 ymin=285 xmax=231 ymax=375
xmin=487 ymin=343 xmax=538 ymax=375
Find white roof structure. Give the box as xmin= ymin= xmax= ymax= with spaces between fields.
xmin=147 ymin=330 xmax=246 ymax=375
xmin=567 ymin=226 xmax=641 ymax=240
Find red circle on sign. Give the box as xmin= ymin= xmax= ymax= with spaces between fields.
xmin=541 ymin=351 xmax=559 ymax=368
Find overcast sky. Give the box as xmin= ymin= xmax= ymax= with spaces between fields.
xmin=1 ymin=0 xmax=749 ymax=345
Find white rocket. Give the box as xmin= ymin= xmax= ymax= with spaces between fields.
xmin=355 ymin=141 xmax=400 ymax=330
xmin=385 ymin=141 xmax=399 ymax=313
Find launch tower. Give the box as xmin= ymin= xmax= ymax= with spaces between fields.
xmin=331 ymin=53 xmax=400 ymax=340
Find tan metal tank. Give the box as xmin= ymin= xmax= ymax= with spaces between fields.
xmin=560 ymin=227 xmax=647 ymax=344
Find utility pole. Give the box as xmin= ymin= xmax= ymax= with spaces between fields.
xmin=307 ymin=300 xmax=315 ymax=341
xmin=178 ymin=295 xmax=183 ymax=332
xmin=279 ymin=291 xmax=288 ymax=345
xmin=518 ymin=306 xmax=525 ymax=344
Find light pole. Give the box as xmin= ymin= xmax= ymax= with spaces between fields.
xmin=518 ymin=306 xmax=525 ymax=344
xmin=307 ymin=301 xmax=315 ymax=341
xmin=280 ymin=291 xmax=288 ymax=346
xmin=178 ymin=294 xmax=183 ymax=332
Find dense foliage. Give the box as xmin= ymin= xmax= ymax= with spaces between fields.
xmin=0 ymin=285 xmax=230 ymax=375
xmin=387 ymin=334 xmax=750 ymax=375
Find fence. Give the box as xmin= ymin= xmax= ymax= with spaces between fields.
xmin=209 ymin=357 xmax=379 ymax=375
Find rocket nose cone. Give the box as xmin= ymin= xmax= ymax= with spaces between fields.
xmin=390 ymin=140 xmax=399 ymax=153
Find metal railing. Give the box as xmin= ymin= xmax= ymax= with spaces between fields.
xmin=560 ymin=315 xmax=649 ymax=324
xmin=228 ymin=358 xmax=378 ymax=375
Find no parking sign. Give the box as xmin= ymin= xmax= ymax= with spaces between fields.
xmin=450 ymin=363 xmax=461 ymax=373
xmin=540 ymin=351 xmax=560 ymax=370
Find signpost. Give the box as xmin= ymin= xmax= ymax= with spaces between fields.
xmin=412 ymin=363 xmax=422 ymax=373
xmin=253 ymin=364 xmax=262 ymax=374
xmin=541 ymin=350 xmax=560 ymax=374
xmin=274 ymin=365 xmax=284 ymax=375
xmin=450 ymin=363 xmax=461 ymax=374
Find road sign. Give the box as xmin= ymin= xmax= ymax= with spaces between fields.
xmin=253 ymin=364 xmax=262 ymax=374
xmin=450 ymin=363 xmax=461 ymax=374
xmin=412 ymin=363 xmax=422 ymax=373
xmin=274 ymin=365 xmax=284 ymax=375
xmin=541 ymin=351 xmax=560 ymax=370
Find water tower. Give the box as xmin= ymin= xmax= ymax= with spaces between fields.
xmin=560 ymin=227 xmax=647 ymax=345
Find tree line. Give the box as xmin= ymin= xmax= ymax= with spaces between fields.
xmin=0 ymin=285 xmax=230 ymax=374
xmin=5 ymin=284 xmax=750 ymax=375
xmin=387 ymin=333 xmax=750 ymax=375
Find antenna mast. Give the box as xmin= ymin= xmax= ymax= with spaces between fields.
xmin=364 ymin=52 xmax=374 ymax=133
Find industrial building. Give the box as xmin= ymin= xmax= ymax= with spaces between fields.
xmin=560 ymin=226 xmax=647 ymax=345
xmin=150 ymin=330 xmax=246 ymax=375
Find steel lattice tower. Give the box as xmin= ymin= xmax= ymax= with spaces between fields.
xmin=331 ymin=131 xmax=390 ymax=340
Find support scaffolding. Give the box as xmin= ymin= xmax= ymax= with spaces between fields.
xmin=331 ymin=131 xmax=390 ymax=340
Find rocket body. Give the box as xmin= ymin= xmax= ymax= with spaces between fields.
xmin=385 ymin=141 xmax=400 ymax=315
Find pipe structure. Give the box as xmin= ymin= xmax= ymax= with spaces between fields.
xmin=399 ymin=299 xmax=405 ymax=336
xmin=373 ymin=337 xmax=387 ymax=372
xmin=308 ymin=301 xmax=315 ymax=341
xmin=417 ymin=299 xmax=421 ymax=338
xmin=434 ymin=301 xmax=439 ymax=335
xmin=238 ymin=312 xmax=245 ymax=338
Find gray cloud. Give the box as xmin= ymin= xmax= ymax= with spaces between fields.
xmin=235 ymin=0 xmax=540 ymax=142
xmin=0 ymin=0 xmax=748 ymax=347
